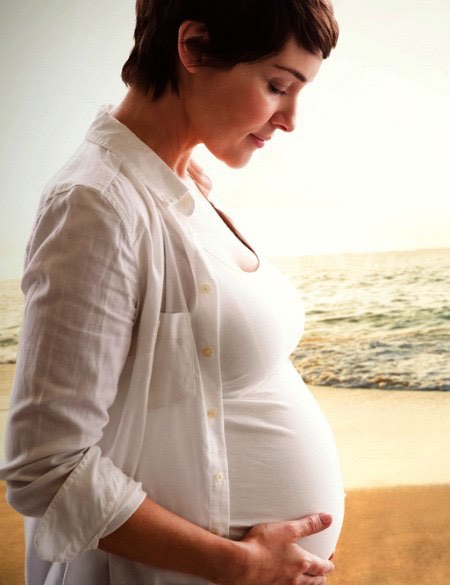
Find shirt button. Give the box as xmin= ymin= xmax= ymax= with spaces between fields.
xmin=178 ymin=194 xmax=195 ymax=215
xmin=207 ymin=408 xmax=218 ymax=418
xmin=202 ymin=346 xmax=213 ymax=358
xmin=200 ymin=283 xmax=212 ymax=294
xmin=214 ymin=471 xmax=224 ymax=482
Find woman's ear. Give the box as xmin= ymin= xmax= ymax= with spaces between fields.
xmin=178 ymin=20 xmax=209 ymax=73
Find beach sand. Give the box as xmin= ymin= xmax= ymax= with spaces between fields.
xmin=1 ymin=363 xmax=450 ymax=585
xmin=329 ymin=484 xmax=450 ymax=585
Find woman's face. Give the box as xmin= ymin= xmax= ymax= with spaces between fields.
xmin=184 ymin=38 xmax=323 ymax=168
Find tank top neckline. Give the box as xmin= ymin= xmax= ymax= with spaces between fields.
xmin=182 ymin=175 xmax=261 ymax=274
xmin=204 ymin=245 xmax=263 ymax=275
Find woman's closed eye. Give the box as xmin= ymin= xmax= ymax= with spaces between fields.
xmin=268 ymin=83 xmax=287 ymax=96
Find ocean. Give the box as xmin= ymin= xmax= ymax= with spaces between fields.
xmin=274 ymin=248 xmax=450 ymax=392
xmin=1 ymin=248 xmax=449 ymax=391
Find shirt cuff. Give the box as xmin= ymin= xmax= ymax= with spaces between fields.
xmin=34 ymin=446 xmax=146 ymax=562
xmin=101 ymin=481 xmax=147 ymax=538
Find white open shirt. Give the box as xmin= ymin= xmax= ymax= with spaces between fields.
xmin=1 ymin=106 xmax=232 ymax=585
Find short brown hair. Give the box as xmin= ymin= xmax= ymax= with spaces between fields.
xmin=122 ymin=0 xmax=339 ymax=99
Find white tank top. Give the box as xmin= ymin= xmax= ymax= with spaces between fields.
xmin=186 ymin=182 xmax=345 ymax=559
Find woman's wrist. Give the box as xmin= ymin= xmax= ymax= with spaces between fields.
xmin=99 ymin=497 xmax=248 ymax=582
xmin=201 ymin=536 xmax=248 ymax=585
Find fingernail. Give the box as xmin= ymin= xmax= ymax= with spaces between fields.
xmin=319 ymin=513 xmax=332 ymax=526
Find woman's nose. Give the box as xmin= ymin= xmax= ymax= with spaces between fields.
xmin=271 ymin=100 xmax=297 ymax=133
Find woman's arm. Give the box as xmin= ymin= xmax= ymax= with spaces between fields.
xmin=100 ymin=498 xmax=334 ymax=585
xmin=1 ymin=186 xmax=149 ymax=560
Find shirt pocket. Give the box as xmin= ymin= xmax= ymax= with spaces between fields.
xmin=148 ymin=312 xmax=198 ymax=410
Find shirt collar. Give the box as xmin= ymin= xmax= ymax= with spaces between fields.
xmin=85 ymin=105 xmax=192 ymax=210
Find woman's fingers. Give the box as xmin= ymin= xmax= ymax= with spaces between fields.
xmin=287 ymin=513 xmax=333 ymax=540
xmin=290 ymin=514 xmax=335 ymax=577
xmin=284 ymin=514 xmax=335 ymax=577
xmin=300 ymin=552 xmax=334 ymax=578
xmin=305 ymin=578 xmax=327 ymax=585
xmin=232 ymin=514 xmax=334 ymax=585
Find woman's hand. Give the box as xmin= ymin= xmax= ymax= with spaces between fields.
xmin=100 ymin=497 xmax=334 ymax=585
xmin=219 ymin=514 xmax=335 ymax=585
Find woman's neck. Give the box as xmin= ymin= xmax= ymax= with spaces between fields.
xmin=112 ymin=87 xmax=198 ymax=178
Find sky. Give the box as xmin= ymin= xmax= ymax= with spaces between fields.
xmin=1 ymin=0 xmax=449 ymax=278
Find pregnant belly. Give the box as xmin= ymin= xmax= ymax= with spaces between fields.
xmin=223 ymin=361 xmax=345 ymax=560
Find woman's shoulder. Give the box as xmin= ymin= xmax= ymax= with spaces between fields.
xmin=38 ymin=140 xmax=163 ymax=245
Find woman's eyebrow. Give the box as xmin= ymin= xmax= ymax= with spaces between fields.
xmin=274 ymin=65 xmax=308 ymax=83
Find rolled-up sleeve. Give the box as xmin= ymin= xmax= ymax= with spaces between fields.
xmin=1 ymin=186 xmax=147 ymax=561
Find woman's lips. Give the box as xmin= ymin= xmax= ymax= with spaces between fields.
xmin=250 ymin=134 xmax=266 ymax=148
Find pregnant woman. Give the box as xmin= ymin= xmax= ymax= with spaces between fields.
xmin=0 ymin=1 xmax=343 ymax=584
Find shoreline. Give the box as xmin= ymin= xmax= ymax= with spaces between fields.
xmin=2 ymin=364 xmax=450 ymax=488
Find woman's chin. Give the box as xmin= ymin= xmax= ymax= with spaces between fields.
xmin=225 ymin=158 xmax=252 ymax=169
xmin=206 ymin=144 xmax=255 ymax=169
